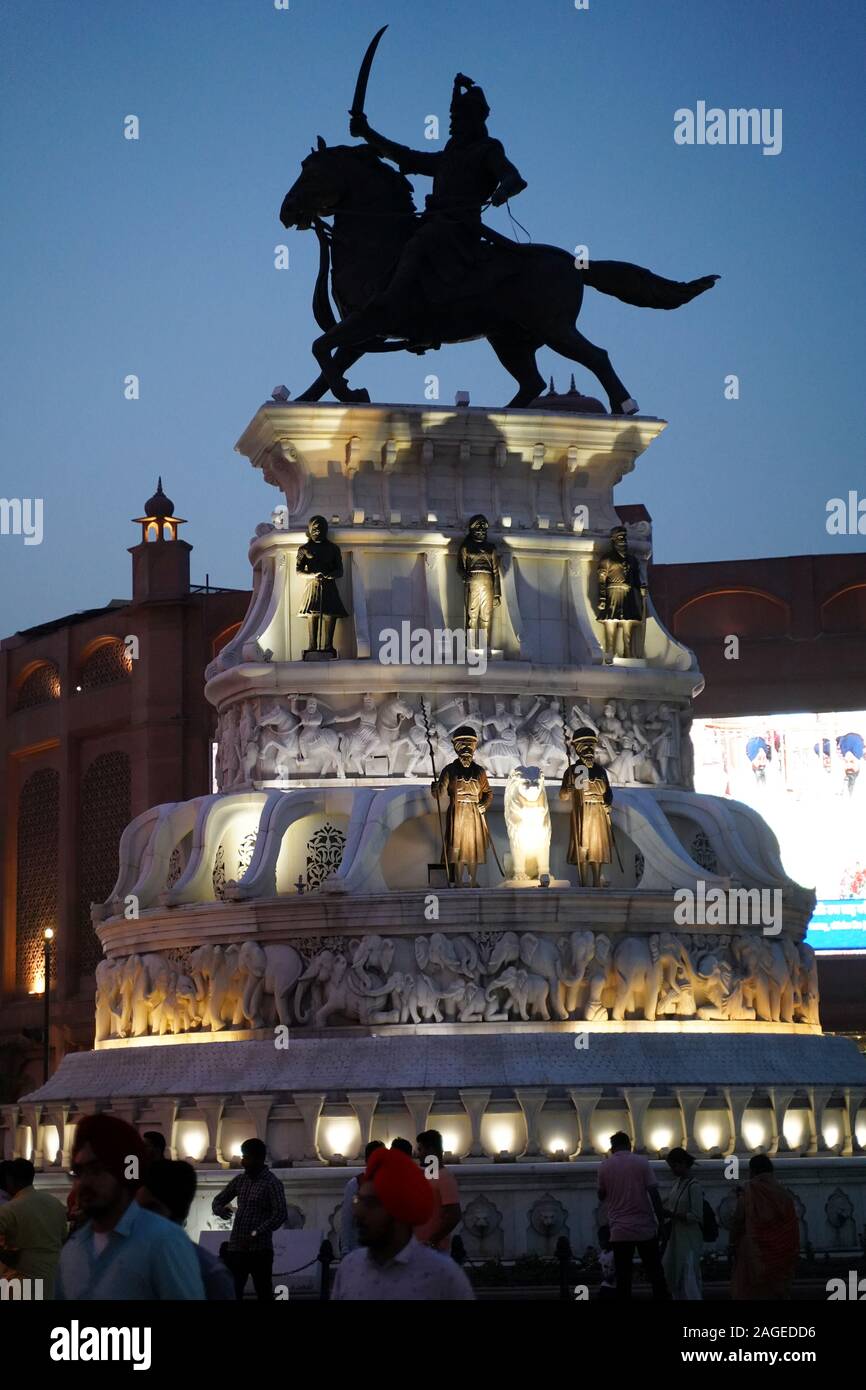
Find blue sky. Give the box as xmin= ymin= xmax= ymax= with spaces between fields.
xmin=1 ymin=0 xmax=864 ymax=634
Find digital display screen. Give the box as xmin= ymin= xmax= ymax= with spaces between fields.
xmin=692 ymin=712 xmax=866 ymax=952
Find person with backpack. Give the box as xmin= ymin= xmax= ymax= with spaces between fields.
xmin=662 ymin=1148 xmax=709 ymax=1300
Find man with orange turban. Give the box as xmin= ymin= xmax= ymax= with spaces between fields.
xmin=331 ymin=1147 xmax=474 ymax=1300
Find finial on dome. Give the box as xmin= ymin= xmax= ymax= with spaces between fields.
xmin=144 ymin=477 xmax=174 ymax=519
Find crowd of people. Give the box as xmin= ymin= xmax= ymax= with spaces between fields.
xmin=0 ymin=1115 xmax=802 ymax=1301
xmin=597 ymin=1132 xmax=801 ymax=1301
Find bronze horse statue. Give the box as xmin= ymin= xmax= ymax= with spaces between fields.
xmin=280 ymin=138 xmax=717 ymax=412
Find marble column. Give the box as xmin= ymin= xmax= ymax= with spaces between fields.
xmin=767 ymin=1086 xmax=797 ymax=1155
xmin=621 ymin=1088 xmax=653 ymax=1153
xmin=1 ymin=1106 xmax=20 ymax=1160
xmin=676 ymin=1087 xmax=706 ymax=1151
xmin=54 ymin=1104 xmax=75 ymax=1169
xmin=349 ymin=1093 xmax=380 ymax=1156
xmin=459 ymin=1089 xmax=492 ymax=1160
xmin=401 ymin=1090 xmax=435 ymax=1143
xmin=567 ymin=1087 xmax=603 ymax=1158
xmin=109 ymin=1098 xmax=138 ymax=1129
xmin=148 ymin=1099 xmax=178 ymax=1160
xmin=845 ymin=1087 xmax=865 ymax=1155
xmin=722 ymin=1086 xmax=754 ymax=1155
xmin=514 ymin=1088 xmax=547 ymax=1160
xmin=241 ymin=1095 xmax=273 ymax=1161
xmin=805 ymin=1085 xmax=834 ymax=1156
xmin=293 ymin=1093 xmax=326 ymax=1164
xmin=195 ymin=1095 xmax=228 ymax=1167
xmin=20 ymin=1104 xmax=44 ymax=1170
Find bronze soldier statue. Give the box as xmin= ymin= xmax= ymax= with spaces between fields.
xmin=349 ymin=73 xmax=527 ymax=311
xmin=457 ymin=513 xmax=501 ymax=649
xmin=432 ymin=725 xmax=493 ymax=887
xmin=559 ymin=727 xmax=614 ymax=888
xmin=596 ymin=525 xmax=646 ymax=663
xmin=296 ymin=515 xmax=347 ymax=657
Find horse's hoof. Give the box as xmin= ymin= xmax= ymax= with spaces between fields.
xmin=345 ymin=387 xmax=370 ymax=403
xmin=613 ymin=397 xmax=639 ymax=416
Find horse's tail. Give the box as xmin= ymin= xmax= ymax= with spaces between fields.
xmin=582 ymin=260 xmax=719 ymax=310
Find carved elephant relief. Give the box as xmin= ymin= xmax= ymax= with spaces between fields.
xmin=297 ymin=949 xmax=399 ymax=1028
xmin=609 ymin=936 xmax=663 ymax=1021
xmin=486 ymin=965 xmax=551 ymax=1021
xmin=189 ymin=943 xmax=245 ymax=1032
xmin=238 ymin=941 xmax=304 ymax=1028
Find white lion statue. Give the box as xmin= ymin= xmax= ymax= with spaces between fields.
xmin=504 ymin=765 xmax=552 ymax=881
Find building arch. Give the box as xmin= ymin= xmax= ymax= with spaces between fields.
xmin=672 ymin=587 xmax=790 ymax=641
xmin=77 ymin=636 xmax=133 ymax=691
xmin=821 ymin=583 xmax=866 ymax=634
xmin=15 ymin=767 xmax=60 ymax=991
xmin=14 ymin=660 xmax=61 ymax=710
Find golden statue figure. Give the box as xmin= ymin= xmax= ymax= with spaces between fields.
xmin=457 ymin=514 xmax=501 ymax=650
xmin=432 ymin=725 xmax=493 ymax=887
xmin=559 ymin=727 xmax=614 ymax=888
xmin=296 ymin=515 xmax=347 ymax=657
xmin=596 ymin=524 xmax=646 ymax=663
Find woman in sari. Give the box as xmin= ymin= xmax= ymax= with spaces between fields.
xmin=730 ymin=1155 xmax=800 ymax=1300
xmin=662 ymin=1148 xmax=704 ymax=1300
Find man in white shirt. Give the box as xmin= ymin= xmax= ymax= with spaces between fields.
xmin=332 ymin=1147 xmax=474 ymax=1301
xmin=339 ymin=1140 xmax=384 ymax=1255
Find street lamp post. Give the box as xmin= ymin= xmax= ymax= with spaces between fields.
xmin=43 ymin=928 xmax=54 ymax=1084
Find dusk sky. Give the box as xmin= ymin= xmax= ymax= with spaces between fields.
xmin=2 ymin=0 xmax=864 ymax=635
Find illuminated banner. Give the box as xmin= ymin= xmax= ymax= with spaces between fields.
xmin=692 ymin=711 xmax=866 ymax=952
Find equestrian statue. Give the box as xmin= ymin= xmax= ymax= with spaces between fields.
xmin=279 ymin=26 xmax=718 ymax=413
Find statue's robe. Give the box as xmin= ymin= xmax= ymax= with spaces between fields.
xmin=559 ymin=761 xmax=613 ymax=866
xmin=296 ymin=539 xmax=347 ymax=618
xmin=458 ymin=538 xmax=501 ymax=632
xmin=435 ymin=758 xmax=493 ymax=864
xmin=597 ymin=552 xmax=643 ymax=622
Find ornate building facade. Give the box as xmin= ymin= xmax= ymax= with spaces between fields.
xmin=1 ymin=490 xmax=863 ymax=1100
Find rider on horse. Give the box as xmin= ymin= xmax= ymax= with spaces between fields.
xmin=349 ymin=74 xmax=527 ymax=309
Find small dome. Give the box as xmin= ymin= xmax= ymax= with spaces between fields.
xmin=531 ymin=375 xmax=607 ymax=414
xmin=144 ymin=476 xmax=174 ymax=518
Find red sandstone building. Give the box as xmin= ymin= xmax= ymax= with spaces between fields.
xmin=0 ymin=484 xmax=248 ymax=1098
xmin=1 ymin=489 xmax=864 ymax=1097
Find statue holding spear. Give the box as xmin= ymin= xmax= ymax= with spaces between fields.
xmin=558 ymin=725 xmax=620 ymax=888
xmin=420 ymin=698 xmax=452 ymax=886
xmin=429 ymin=722 xmax=497 ymax=888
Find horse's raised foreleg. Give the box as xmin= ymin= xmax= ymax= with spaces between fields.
xmin=297 ymin=346 xmax=364 ymax=403
xmin=488 ymin=333 xmax=545 ymax=408
xmin=543 ymin=325 xmax=638 ymax=415
xmin=312 ymin=302 xmax=397 ymax=402
xmin=312 ymin=326 xmax=372 ymax=403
